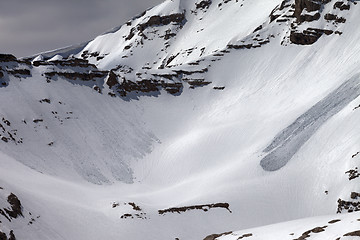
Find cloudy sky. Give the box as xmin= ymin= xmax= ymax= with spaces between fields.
xmin=0 ymin=0 xmax=163 ymax=58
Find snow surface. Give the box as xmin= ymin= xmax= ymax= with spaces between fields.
xmin=1 ymin=0 xmax=360 ymax=239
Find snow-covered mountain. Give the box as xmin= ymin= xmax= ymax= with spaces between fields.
xmin=0 ymin=0 xmax=360 ymax=239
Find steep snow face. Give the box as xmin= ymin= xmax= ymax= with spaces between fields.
xmin=0 ymin=74 xmax=158 ymax=184
xmin=1 ymin=0 xmax=360 ymax=239
xmin=78 ymin=0 xmax=280 ymax=70
xmin=261 ymin=74 xmax=360 ymax=171
xmin=72 ymin=0 xmax=274 ymax=79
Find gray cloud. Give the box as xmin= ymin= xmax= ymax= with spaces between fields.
xmin=0 ymin=0 xmax=163 ymax=57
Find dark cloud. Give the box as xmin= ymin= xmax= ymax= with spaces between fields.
xmin=0 ymin=0 xmax=163 ymax=57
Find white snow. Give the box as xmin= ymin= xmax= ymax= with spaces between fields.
xmin=48 ymin=55 xmax=63 ymax=61
xmin=1 ymin=0 xmax=360 ymax=239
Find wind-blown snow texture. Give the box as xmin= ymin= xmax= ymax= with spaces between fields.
xmin=1 ymin=0 xmax=360 ymax=239
xmin=261 ymin=74 xmax=360 ymax=171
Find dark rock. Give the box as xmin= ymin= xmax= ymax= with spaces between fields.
xmin=324 ymin=13 xmax=346 ymax=23
xmin=344 ymin=231 xmax=360 ymax=237
xmin=294 ymin=0 xmax=331 ymax=22
xmin=270 ymin=13 xmax=281 ymax=23
xmin=351 ymin=192 xmax=360 ymax=199
xmin=55 ymin=59 xmax=95 ymax=68
xmin=158 ymin=202 xmax=231 ymax=215
xmin=164 ymin=29 xmax=177 ymax=40
xmin=80 ymin=51 xmax=100 ymax=59
xmin=253 ymin=25 xmax=263 ymax=33
xmin=0 ymin=208 xmax=11 ymax=222
xmin=213 ymin=86 xmax=225 ymax=90
xmin=203 ymin=231 xmax=232 ymax=240
xmin=293 ymin=226 xmax=328 ymax=240
xmin=298 ymin=12 xmax=321 ymax=22
xmin=128 ymin=202 xmax=142 ymax=211
xmin=196 ymin=0 xmax=212 ymax=10
xmin=123 ymin=45 xmax=132 ymax=50
xmin=89 ymin=52 xmax=99 ymax=58
xmin=324 ymin=13 xmax=337 ymax=20
xmin=294 ymin=0 xmax=321 ymax=21
xmin=7 ymin=69 xmax=31 ymax=76
xmin=17 ymin=59 xmax=32 ymax=66
xmin=276 ymin=18 xmax=290 ymax=22
xmin=0 ymin=231 xmax=7 ymax=240
xmin=33 ymin=58 xmax=96 ymax=69
xmin=5 ymin=193 xmax=23 ymax=219
xmin=8 ymin=231 xmax=15 ymax=240
xmin=308 ymin=28 xmax=334 ymax=36
xmin=138 ymin=13 xmax=186 ymax=32
xmin=120 ymin=213 xmax=133 ymax=219
xmin=228 ymin=44 xmax=254 ymax=49
xmin=32 ymin=61 xmax=48 ymax=67
xmin=54 ymin=59 xmax=96 ymax=68
xmin=186 ymin=79 xmax=211 ymax=88
xmin=105 ymin=71 xmax=118 ymax=88
xmin=269 ymin=2 xmax=282 ymax=22
xmin=279 ymin=0 xmax=291 ymax=10
xmin=334 ymin=1 xmax=350 ymax=10
xmin=117 ymin=79 xmax=159 ymax=97
xmin=81 ymin=50 xmax=89 ymax=59
xmin=125 ymin=28 xmax=136 ymax=41
xmin=39 ymin=98 xmax=51 ymax=104
xmin=7 ymin=132 xmax=16 ymax=142
xmin=290 ymin=31 xmax=320 ymax=45
xmin=311 ymin=227 xmax=327 ymax=233
xmin=328 ymin=219 xmax=341 ymax=224
xmin=335 ymin=17 xmax=346 ymax=23
xmin=117 ymin=73 xmax=184 ymax=96
xmin=33 ymin=119 xmax=43 ymax=123
xmin=2 ymin=118 xmax=10 ymax=127
xmin=345 ymin=168 xmax=359 ymax=180
xmin=0 ymin=71 xmax=3 ymax=78
xmin=0 ymin=54 xmax=17 ymax=62
xmin=174 ymin=68 xmax=208 ymax=75
xmin=238 ymin=233 xmax=253 ymax=239
xmin=166 ymin=54 xmax=179 ymax=66
xmin=93 ymin=85 xmax=101 ymax=93
xmin=112 ymin=202 xmax=120 ymax=208
xmin=290 ymin=28 xmax=333 ymax=45
xmin=44 ymin=71 xmax=108 ymax=81
xmin=162 ymin=82 xmax=183 ymax=95
xmin=337 ymin=196 xmax=360 ymax=213
xmin=352 ymin=152 xmax=359 ymax=158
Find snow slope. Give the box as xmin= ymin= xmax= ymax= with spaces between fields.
xmin=1 ymin=0 xmax=360 ymax=239
xmin=217 ymin=213 xmax=360 ymax=240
